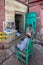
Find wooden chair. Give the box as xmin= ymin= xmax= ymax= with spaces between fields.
xmin=16 ymin=38 xmax=33 ymax=65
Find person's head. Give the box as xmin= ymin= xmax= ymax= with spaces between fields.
xmin=26 ymin=33 xmax=32 ymax=38
xmin=29 ymin=24 xmax=32 ymax=29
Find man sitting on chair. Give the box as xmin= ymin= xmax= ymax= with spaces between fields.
xmin=16 ymin=33 xmax=32 ymax=51
xmin=15 ymin=24 xmax=34 ymax=51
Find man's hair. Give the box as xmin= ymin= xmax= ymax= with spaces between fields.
xmin=27 ymin=35 xmax=31 ymax=38
xmin=29 ymin=24 xmax=32 ymax=27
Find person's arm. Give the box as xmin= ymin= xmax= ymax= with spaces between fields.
xmin=26 ymin=28 xmax=29 ymax=34
xmin=32 ymin=29 xmax=35 ymax=39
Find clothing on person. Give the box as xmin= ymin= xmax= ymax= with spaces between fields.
xmin=26 ymin=28 xmax=35 ymax=35
xmin=26 ymin=27 xmax=35 ymax=39
xmin=16 ymin=24 xmax=34 ymax=51
xmin=17 ymin=37 xmax=29 ymax=51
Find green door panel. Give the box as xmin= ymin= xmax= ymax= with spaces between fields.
xmin=26 ymin=12 xmax=36 ymax=18
xmin=25 ymin=12 xmax=37 ymax=34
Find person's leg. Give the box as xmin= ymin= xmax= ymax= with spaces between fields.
xmin=15 ymin=45 xmax=20 ymax=55
xmin=15 ymin=45 xmax=20 ymax=50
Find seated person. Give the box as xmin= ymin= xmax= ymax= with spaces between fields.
xmin=15 ymin=33 xmax=32 ymax=51
xmin=26 ymin=24 xmax=35 ymax=38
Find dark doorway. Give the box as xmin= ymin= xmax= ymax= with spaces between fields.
xmin=15 ymin=14 xmax=23 ymax=33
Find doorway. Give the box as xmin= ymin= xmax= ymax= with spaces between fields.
xmin=15 ymin=14 xmax=25 ymax=34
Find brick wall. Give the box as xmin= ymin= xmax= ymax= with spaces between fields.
xmin=29 ymin=0 xmax=38 ymax=2
xmin=16 ymin=0 xmax=28 ymax=4
xmin=29 ymin=5 xmax=41 ymax=33
xmin=0 ymin=0 xmax=5 ymax=32
xmin=29 ymin=5 xmax=43 ymax=33
xmin=16 ymin=0 xmax=27 ymax=2
xmin=29 ymin=0 xmax=43 ymax=3
xmin=29 ymin=5 xmax=40 ymax=17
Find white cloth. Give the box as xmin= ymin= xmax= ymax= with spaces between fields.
xmin=17 ymin=37 xmax=29 ymax=51
xmin=26 ymin=28 xmax=35 ymax=35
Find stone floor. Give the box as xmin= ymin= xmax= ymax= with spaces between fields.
xmin=1 ymin=36 xmax=43 ymax=65
xmin=1 ymin=54 xmax=33 ymax=65
xmin=0 ymin=36 xmax=38 ymax=65
xmin=0 ymin=35 xmax=26 ymax=65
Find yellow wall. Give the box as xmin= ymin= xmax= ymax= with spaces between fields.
xmin=5 ymin=0 xmax=27 ymax=21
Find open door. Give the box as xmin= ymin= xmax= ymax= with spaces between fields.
xmin=25 ymin=12 xmax=37 ymax=34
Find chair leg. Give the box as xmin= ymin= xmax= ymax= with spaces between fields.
xmin=31 ymin=52 xmax=33 ymax=58
xmin=26 ymin=56 xmax=28 ymax=65
xmin=16 ymin=51 xmax=19 ymax=59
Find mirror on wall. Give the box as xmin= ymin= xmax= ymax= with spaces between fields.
xmin=3 ymin=22 xmax=15 ymax=32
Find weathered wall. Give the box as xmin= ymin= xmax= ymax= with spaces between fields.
xmin=5 ymin=0 xmax=27 ymax=21
xmin=5 ymin=0 xmax=27 ymax=31
xmin=16 ymin=0 xmax=28 ymax=4
xmin=0 ymin=0 xmax=5 ymax=31
xmin=29 ymin=0 xmax=38 ymax=2
xmin=40 ymin=9 xmax=43 ymax=33
xmin=29 ymin=4 xmax=43 ymax=33
xmin=29 ymin=5 xmax=40 ymax=17
xmin=29 ymin=5 xmax=41 ymax=32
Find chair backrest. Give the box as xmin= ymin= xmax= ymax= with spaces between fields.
xmin=26 ymin=38 xmax=32 ymax=48
xmin=24 ymin=38 xmax=33 ymax=56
